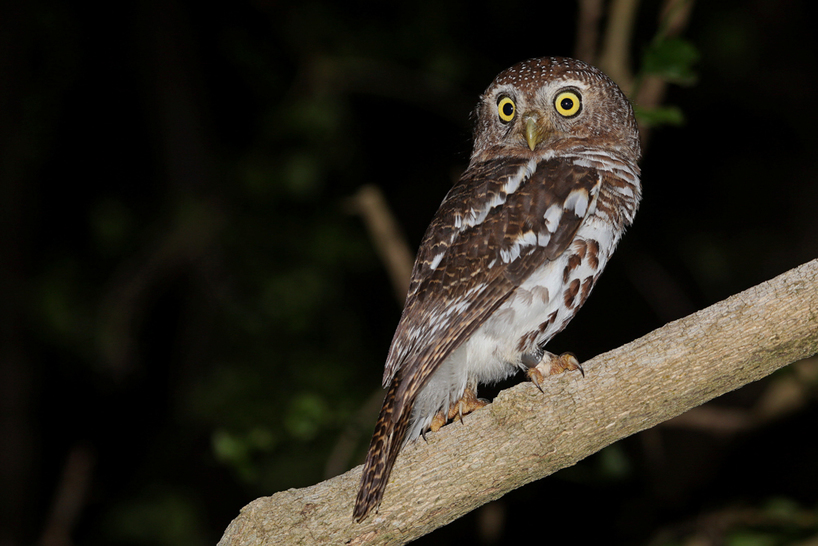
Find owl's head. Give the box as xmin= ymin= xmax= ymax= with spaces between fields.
xmin=470 ymin=57 xmax=640 ymax=164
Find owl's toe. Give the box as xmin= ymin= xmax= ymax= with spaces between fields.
xmin=448 ymin=387 xmax=488 ymax=423
xmin=546 ymin=351 xmax=583 ymax=376
xmin=428 ymin=387 xmax=488 ymax=433
xmin=525 ymin=351 xmax=584 ymax=391
xmin=429 ymin=411 xmax=447 ymax=433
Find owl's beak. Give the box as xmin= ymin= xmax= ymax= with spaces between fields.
xmin=524 ymin=116 xmax=550 ymax=151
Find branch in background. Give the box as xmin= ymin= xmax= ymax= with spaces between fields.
xmin=38 ymin=445 xmax=95 ymax=546
xmin=345 ymin=185 xmax=414 ymax=304
xmin=96 ymin=200 xmax=223 ymax=378
xmin=596 ymin=0 xmax=641 ymax=90
xmin=647 ymin=503 xmax=818 ymax=546
xmin=218 ymin=259 xmax=818 ymax=545
xmin=574 ymin=0 xmax=604 ymax=64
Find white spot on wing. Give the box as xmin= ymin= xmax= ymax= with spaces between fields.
xmin=519 ymin=230 xmax=537 ymax=247
xmin=429 ymin=252 xmax=444 ymax=270
xmin=464 ymin=284 xmax=487 ymax=297
xmin=543 ymin=204 xmax=563 ymax=232
xmin=500 ymin=245 xmax=522 ymax=263
xmin=499 ymin=230 xmax=540 ymax=265
xmin=461 ymin=158 xmax=538 ymax=230
xmin=565 ymin=188 xmax=590 ymax=217
xmin=446 ymin=298 xmax=469 ymax=316
xmin=504 ymin=167 xmax=525 ymax=194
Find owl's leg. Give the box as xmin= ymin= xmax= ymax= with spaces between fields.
xmin=428 ymin=387 xmax=488 ymax=432
xmin=522 ymin=350 xmax=583 ymax=392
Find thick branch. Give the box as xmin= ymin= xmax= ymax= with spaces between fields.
xmin=219 ymin=259 xmax=818 ymax=546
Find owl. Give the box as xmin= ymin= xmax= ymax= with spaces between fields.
xmin=353 ymin=57 xmax=641 ymax=521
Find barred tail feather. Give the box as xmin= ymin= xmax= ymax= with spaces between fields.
xmin=353 ymin=378 xmax=411 ymax=522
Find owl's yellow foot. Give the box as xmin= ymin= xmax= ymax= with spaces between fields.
xmin=429 ymin=387 xmax=488 ymax=432
xmin=525 ymin=351 xmax=583 ymax=392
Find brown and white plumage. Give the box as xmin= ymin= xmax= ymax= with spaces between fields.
xmin=354 ymin=57 xmax=642 ymax=521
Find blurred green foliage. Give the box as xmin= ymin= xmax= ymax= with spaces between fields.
xmin=642 ymin=37 xmax=699 ymax=85
xmin=103 ymin=487 xmax=208 ymax=546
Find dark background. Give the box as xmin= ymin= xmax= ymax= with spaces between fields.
xmin=2 ymin=0 xmax=817 ymax=544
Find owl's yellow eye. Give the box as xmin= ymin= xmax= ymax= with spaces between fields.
xmin=554 ymin=90 xmax=582 ymax=117
xmin=497 ymin=96 xmax=516 ymax=123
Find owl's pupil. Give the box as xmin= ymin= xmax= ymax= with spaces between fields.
xmin=502 ymin=103 xmax=514 ymax=117
xmin=561 ymin=98 xmax=574 ymax=110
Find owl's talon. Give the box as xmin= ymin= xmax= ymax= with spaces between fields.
xmin=526 ymin=351 xmax=583 ymax=391
xmin=526 ymin=366 xmax=546 ymax=392
xmin=451 ymin=388 xmax=487 ymax=421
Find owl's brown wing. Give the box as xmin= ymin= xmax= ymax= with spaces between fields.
xmin=383 ymin=155 xmax=603 ymax=416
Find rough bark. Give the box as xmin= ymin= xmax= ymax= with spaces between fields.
xmin=219 ymin=258 xmax=818 ymax=546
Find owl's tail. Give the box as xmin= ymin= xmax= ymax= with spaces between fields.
xmin=353 ymin=377 xmax=411 ymax=522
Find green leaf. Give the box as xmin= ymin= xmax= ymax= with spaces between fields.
xmin=642 ymin=37 xmax=699 ymax=85
xmin=212 ymin=427 xmax=276 ymax=481
xmin=285 ymin=392 xmax=330 ymax=441
xmin=634 ymin=105 xmax=685 ymax=127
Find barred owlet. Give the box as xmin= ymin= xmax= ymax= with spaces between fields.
xmin=354 ymin=57 xmax=641 ymax=521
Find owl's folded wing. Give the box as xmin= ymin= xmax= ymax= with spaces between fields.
xmin=382 ymin=155 xmax=603 ymax=417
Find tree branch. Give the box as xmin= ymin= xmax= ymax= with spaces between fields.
xmin=218 ymin=258 xmax=818 ymax=545
xmin=574 ymin=0 xmax=604 ymax=64
xmin=596 ymin=0 xmax=641 ymax=91
xmin=345 ymin=185 xmax=414 ymax=303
